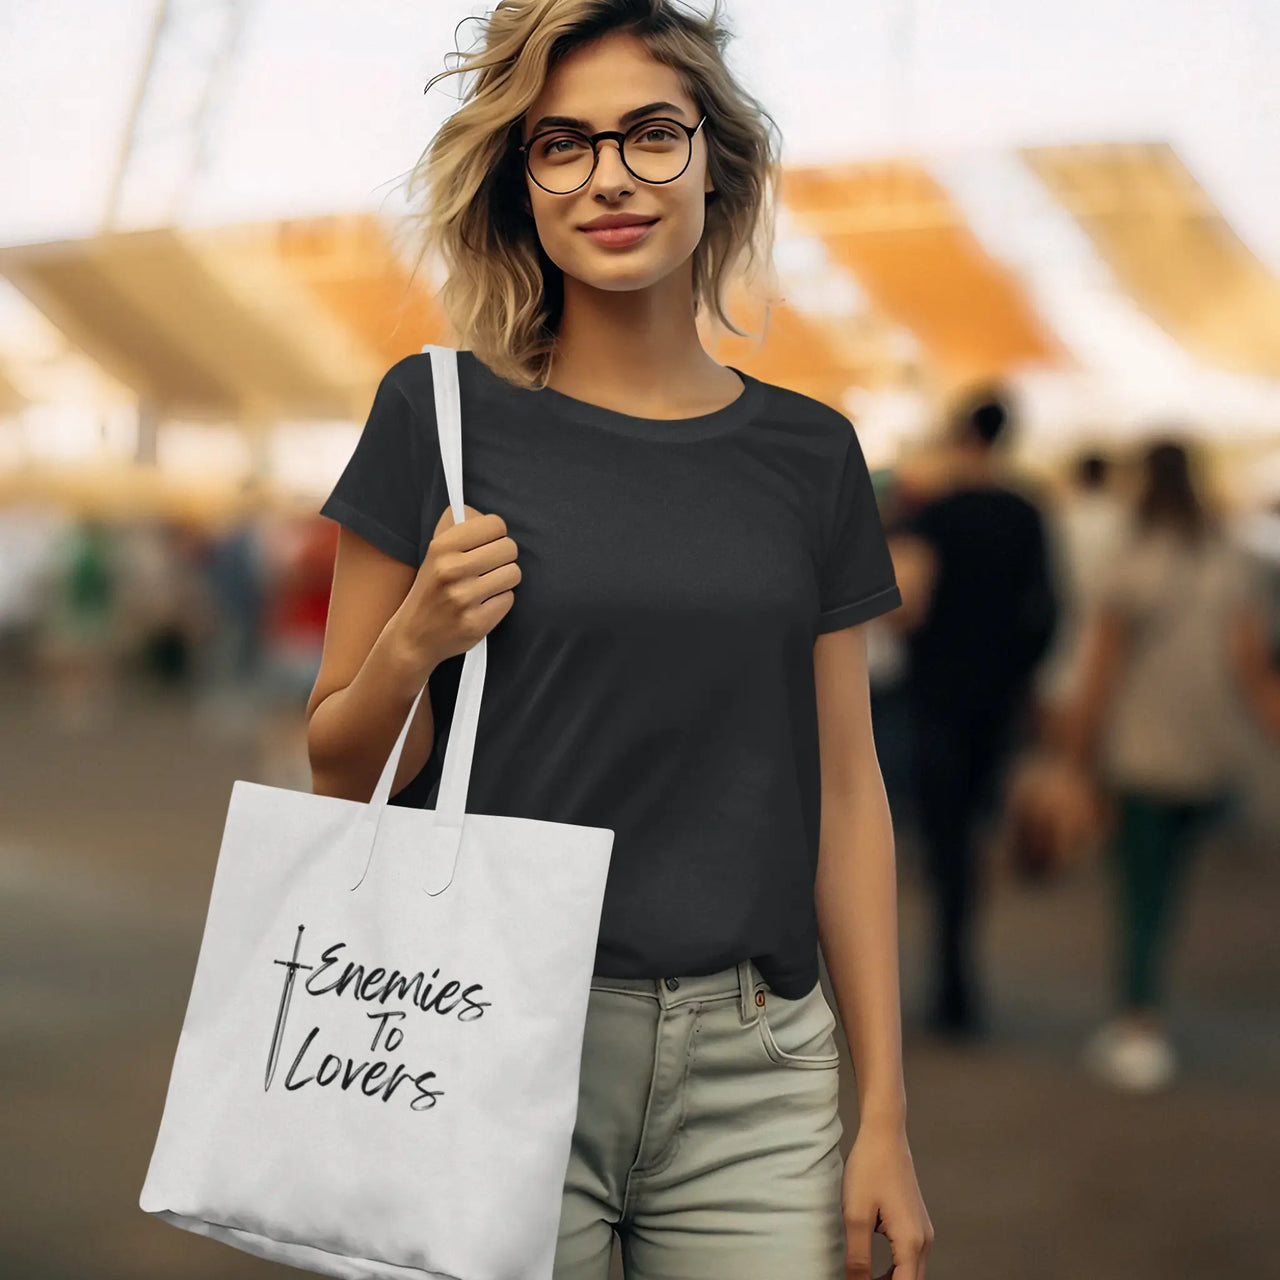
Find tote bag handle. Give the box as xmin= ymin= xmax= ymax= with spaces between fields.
xmin=350 ymin=344 xmax=486 ymax=893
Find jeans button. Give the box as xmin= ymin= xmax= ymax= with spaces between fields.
xmin=664 ymin=977 xmax=680 ymax=991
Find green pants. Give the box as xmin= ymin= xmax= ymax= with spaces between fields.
xmin=554 ymin=960 xmax=847 ymax=1279
xmin=1110 ymin=789 xmax=1228 ymax=1010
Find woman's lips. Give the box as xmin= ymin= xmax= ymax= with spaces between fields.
xmin=581 ymin=219 xmax=658 ymax=247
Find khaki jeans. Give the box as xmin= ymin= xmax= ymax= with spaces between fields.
xmin=553 ymin=959 xmax=846 ymax=1279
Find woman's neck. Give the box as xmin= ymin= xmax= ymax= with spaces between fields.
xmin=547 ymin=274 xmax=741 ymax=418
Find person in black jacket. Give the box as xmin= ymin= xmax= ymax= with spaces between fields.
xmin=889 ymin=386 xmax=1059 ymax=1037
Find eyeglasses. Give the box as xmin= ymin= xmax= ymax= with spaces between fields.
xmin=517 ymin=114 xmax=707 ymax=195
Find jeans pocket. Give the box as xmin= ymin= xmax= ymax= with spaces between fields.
xmin=757 ymin=983 xmax=841 ymax=1069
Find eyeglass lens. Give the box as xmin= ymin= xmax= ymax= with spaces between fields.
xmin=527 ymin=119 xmax=691 ymax=194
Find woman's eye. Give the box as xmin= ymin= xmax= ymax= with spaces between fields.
xmin=541 ymin=135 xmax=586 ymax=157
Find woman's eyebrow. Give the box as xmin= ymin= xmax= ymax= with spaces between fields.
xmin=526 ymin=100 xmax=687 ymax=134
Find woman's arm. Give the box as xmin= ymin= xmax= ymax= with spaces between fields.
xmin=814 ymin=622 xmax=933 ymax=1277
xmin=813 ymin=622 xmax=904 ymax=1125
xmin=306 ymin=527 xmax=440 ymax=802
xmin=1056 ymin=605 xmax=1128 ymax=769
xmin=307 ymin=503 xmax=519 ymax=802
xmin=1227 ymin=602 xmax=1280 ymax=741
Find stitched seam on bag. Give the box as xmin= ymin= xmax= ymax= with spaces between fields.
xmin=156 ymin=1212 xmax=469 ymax=1280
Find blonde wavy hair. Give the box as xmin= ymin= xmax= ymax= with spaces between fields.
xmin=405 ymin=0 xmax=783 ymax=389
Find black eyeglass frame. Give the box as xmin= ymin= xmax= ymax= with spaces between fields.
xmin=517 ymin=114 xmax=708 ymax=195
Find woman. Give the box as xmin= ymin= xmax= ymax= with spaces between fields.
xmin=308 ymin=2 xmax=932 ymax=1275
xmin=1062 ymin=437 xmax=1280 ymax=1092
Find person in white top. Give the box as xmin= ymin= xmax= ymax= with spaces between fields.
xmin=1060 ymin=437 xmax=1280 ymax=1092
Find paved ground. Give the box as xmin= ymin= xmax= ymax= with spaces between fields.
xmin=2 ymin=670 xmax=1277 ymax=1279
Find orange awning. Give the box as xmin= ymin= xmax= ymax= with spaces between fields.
xmin=1024 ymin=141 xmax=1280 ymax=378
xmin=783 ymin=159 xmax=1068 ymax=388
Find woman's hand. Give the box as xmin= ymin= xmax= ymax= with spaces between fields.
xmin=390 ymin=503 xmax=521 ymax=678
xmin=842 ymin=1116 xmax=933 ymax=1278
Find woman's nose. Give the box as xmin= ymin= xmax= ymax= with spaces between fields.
xmin=590 ymin=139 xmax=632 ymax=192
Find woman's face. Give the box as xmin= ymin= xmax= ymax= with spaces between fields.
xmin=519 ymin=31 xmax=714 ymax=294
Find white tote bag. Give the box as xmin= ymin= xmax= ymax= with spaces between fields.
xmin=139 ymin=344 xmax=615 ymax=1280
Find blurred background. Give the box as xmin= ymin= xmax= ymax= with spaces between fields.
xmin=1 ymin=1 xmax=1277 ymax=1277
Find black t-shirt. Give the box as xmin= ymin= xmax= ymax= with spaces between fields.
xmin=904 ymin=485 xmax=1057 ymax=717
xmin=319 ymin=349 xmax=901 ymax=998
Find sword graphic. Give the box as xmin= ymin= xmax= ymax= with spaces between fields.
xmin=265 ymin=924 xmax=313 ymax=1091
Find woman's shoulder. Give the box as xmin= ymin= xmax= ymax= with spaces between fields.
xmin=372 ymin=347 xmax=504 ymax=420
xmin=744 ymin=372 xmax=837 ymax=428
xmin=1111 ymin=526 xmax=1255 ymax=608
xmin=381 ymin=349 xmax=439 ymax=397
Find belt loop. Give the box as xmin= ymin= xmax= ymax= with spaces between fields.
xmin=737 ymin=960 xmax=759 ymax=1026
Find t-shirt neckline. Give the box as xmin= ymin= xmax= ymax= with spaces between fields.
xmin=462 ymin=349 xmax=764 ymax=442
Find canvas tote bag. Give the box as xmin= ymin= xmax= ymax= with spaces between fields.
xmin=139 ymin=344 xmax=616 ymax=1280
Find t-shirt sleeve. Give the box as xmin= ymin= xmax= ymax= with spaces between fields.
xmin=816 ymin=425 xmax=903 ymax=633
xmin=319 ymin=361 xmax=432 ymax=567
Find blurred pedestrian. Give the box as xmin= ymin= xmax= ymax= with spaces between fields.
xmin=887 ymin=386 xmax=1059 ymax=1037
xmin=33 ymin=515 xmax=122 ymax=729
xmin=257 ymin=513 xmax=338 ymax=788
xmin=194 ymin=478 xmax=270 ymax=738
xmin=997 ymin=450 xmax=1128 ymax=880
xmin=1037 ymin=449 xmax=1128 ymax=735
xmin=204 ymin=479 xmax=268 ymax=689
xmin=1062 ymin=436 xmax=1280 ymax=1091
